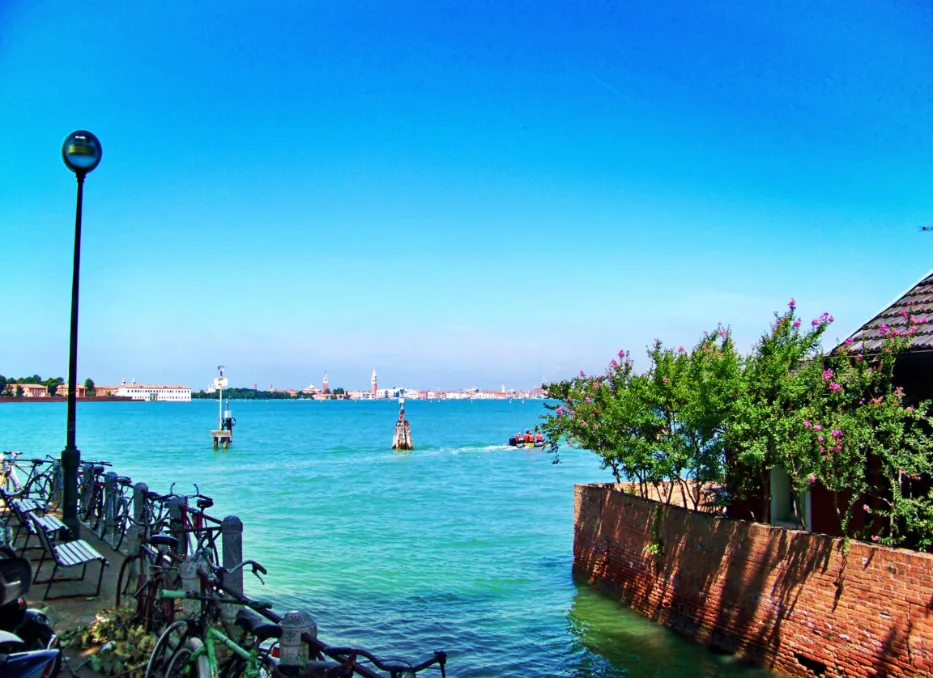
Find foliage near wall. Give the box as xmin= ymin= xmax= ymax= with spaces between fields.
xmin=542 ymin=301 xmax=933 ymax=550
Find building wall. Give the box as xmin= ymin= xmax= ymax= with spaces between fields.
xmin=575 ymin=483 xmax=933 ymax=678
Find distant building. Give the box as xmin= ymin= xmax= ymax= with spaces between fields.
xmin=9 ymin=383 xmax=49 ymax=398
xmin=57 ymin=384 xmax=87 ymax=398
xmin=322 ymin=372 xmax=329 ymax=393
xmin=371 ymin=369 xmax=377 ymax=397
xmin=97 ymin=378 xmax=191 ymax=402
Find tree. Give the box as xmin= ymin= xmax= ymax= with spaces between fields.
xmin=15 ymin=385 xmax=23 ymax=398
xmin=43 ymin=377 xmax=64 ymax=397
xmin=0 ymin=375 xmax=6 ymax=397
xmin=333 ymin=387 xmax=345 ymax=395
xmin=84 ymin=378 xmax=96 ymax=396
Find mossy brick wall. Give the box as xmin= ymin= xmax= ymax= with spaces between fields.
xmin=574 ymin=483 xmax=933 ymax=678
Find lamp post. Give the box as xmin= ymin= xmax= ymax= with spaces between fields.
xmin=61 ymin=130 xmax=102 ymax=538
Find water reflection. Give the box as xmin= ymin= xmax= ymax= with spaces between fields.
xmin=565 ymin=583 xmax=772 ymax=677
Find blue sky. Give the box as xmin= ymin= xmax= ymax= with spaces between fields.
xmin=2 ymin=1 xmax=932 ymax=390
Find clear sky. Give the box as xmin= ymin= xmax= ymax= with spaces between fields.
xmin=2 ymin=1 xmax=932 ymax=391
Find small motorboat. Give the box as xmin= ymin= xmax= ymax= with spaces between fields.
xmin=508 ymin=436 xmax=545 ymax=448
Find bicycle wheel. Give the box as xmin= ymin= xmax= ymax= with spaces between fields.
xmin=141 ymin=578 xmax=177 ymax=635
xmin=145 ymin=621 xmax=190 ymax=678
xmin=116 ymin=555 xmax=138 ymax=608
xmin=165 ymin=637 xmax=211 ymax=678
xmin=113 ymin=498 xmax=131 ymax=550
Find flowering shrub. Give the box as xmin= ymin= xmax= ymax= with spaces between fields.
xmin=542 ymin=300 xmax=933 ymax=550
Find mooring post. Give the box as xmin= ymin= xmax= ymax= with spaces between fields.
xmin=103 ymin=471 xmax=117 ymax=543
xmin=279 ymin=610 xmax=316 ymax=670
xmin=168 ymin=496 xmax=188 ymax=557
xmin=129 ymin=482 xmax=148 ymax=579
xmin=221 ymin=515 xmax=243 ymax=623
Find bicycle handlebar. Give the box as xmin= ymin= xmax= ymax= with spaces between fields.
xmin=203 ymin=579 xmax=446 ymax=678
xmin=327 ymin=647 xmax=448 ymax=674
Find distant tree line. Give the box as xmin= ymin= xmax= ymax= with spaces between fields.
xmin=191 ymin=387 xmax=346 ymax=400
xmin=0 ymin=374 xmax=96 ymax=397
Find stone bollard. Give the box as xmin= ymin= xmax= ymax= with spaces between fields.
xmin=279 ymin=610 xmax=316 ymax=670
xmin=131 ymin=482 xmax=149 ymax=580
xmin=133 ymin=482 xmax=148 ymax=524
xmin=221 ymin=516 xmax=243 ymax=623
xmin=180 ymin=556 xmax=201 ymax=621
xmin=103 ymin=472 xmax=118 ymax=543
xmin=167 ymin=496 xmax=188 ymax=557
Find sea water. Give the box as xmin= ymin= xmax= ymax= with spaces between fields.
xmin=0 ymin=400 xmax=770 ymax=677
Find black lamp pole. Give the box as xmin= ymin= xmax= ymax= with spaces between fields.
xmin=61 ymin=131 xmax=102 ymax=538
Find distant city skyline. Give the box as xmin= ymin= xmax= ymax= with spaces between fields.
xmin=3 ymin=3 xmax=932 ymax=389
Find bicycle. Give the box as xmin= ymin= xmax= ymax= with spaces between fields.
xmin=77 ymin=460 xmax=113 ymax=530
xmin=0 ymin=454 xmax=59 ymax=506
xmin=145 ymin=559 xmax=276 ymax=678
xmin=116 ymin=528 xmax=184 ymax=633
xmin=167 ymin=484 xmax=222 ymax=563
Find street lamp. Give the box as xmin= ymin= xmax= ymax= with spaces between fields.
xmin=61 ymin=130 xmax=102 ymax=538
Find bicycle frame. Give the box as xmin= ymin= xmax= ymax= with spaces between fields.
xmin=161 ymin=590 xmax=269 ymax=678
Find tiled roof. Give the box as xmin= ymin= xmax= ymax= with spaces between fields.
xmin=836 ymin=270 xmax=933 ymax=354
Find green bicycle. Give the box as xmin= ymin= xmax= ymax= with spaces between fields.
xmin=145 ymin=559 xmax=278 ymax=678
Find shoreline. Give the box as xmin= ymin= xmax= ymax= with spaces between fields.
xmin=0 ymin=396 xmax=136 ymax=404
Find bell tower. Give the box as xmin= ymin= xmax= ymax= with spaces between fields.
xmin=371 ymin=369 xmax=377 ymax=397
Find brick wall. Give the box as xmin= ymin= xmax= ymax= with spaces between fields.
xmin=575 ymin=483 xmax=933 ymax=677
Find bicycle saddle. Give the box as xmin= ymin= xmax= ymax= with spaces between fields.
xmin=234 ymin=608 xmax=282 ymax=641
xmin=117 ymin=476 xmax=132 ymax=486
xmin=149 ymin=534 xmax=178 ymax=549
xmin=196 ymin=497 xmax=213 ymax=510
xmin=93 ymin=465 xmax=105 ymax=474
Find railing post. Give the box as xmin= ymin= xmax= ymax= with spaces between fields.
xmin=103 ymin=472 xmax=117 ymax=543
xmin=180 ymin=556 xmax=201 ymax=621
xmin=128 ymin=482 xmax=148 ymax=581
xmin=280 ymin=610 xmax=316 ymax=670
xmin=168 ymin=496 xmax=188 ymax=558
xmin=221 ymin=516 xmax=243 ymax=623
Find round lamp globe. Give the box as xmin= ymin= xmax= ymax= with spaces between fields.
xmin=62 ymin=131 xmax=102 ymax=174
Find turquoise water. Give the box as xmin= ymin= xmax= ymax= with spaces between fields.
xmin=1 ymin=400 xmax=770 ymax=677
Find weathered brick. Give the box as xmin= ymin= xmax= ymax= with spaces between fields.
xmin=574 ymin=484 xmax=933 ymax=678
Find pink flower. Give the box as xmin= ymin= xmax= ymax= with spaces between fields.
xmin=811 ymin=319 xmax=820 ymax=327
xmin=789 ymin=298 xmax=797 ymax=310
xmin=863 ymin=504 xmax=870 ymax=512
xmin=678 ymin=346 xmax=685 ymax=353
xmin=829 ymin=382 xmax=841 ymax=392
xmin=579 ymin=370 xmax=586 ymax=377
xmin=609 ymin=359 xmax=618 ymax=369
xmin=856 ymin=354 xmax=863 ymax=362
xmin=900 ymin=309 xmax=908 ymax=319
xmin=807 ymin=476 xmax=816 ymax=485
xmin=813 ymin=425 xmax=822 ymax=432
xmin=906 ymin=406 xmax=914 ymax=413
xmin=584 ymin=397 xmax=592 ymax=403
xmin=845 ymin=337 xmax=853 ymax=345
xmin=871 ymin=535 xmax=880 ymax=542
xmin=831 ymin=429 xmax=842 ymax=439
xmin=822 ymin=369 xmax=833 ymax=380
xmin=803 ymin=421 xmax=811 ymax=428
xmin=879 ymin=324 xmax=889 ymax=336
xmin=793 ymin=319 xmax=802 ymax=328
xmin=817 ymin=436 xmax=824 ymax=442
xmin=662 ymin=377 xmax=670 ymax=383
xmin=618 ymin=350 xmax=626 ymax=359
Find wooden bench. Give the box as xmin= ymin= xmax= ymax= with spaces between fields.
xmin=0 ymin=488 xmax=45 ymax=545
xmin=18 ymin=513 xmax=68 ymax=557
xmin=30 ymin=513 xmax=109 ymax=600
